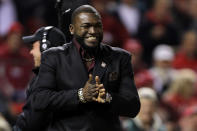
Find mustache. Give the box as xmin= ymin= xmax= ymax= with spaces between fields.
xmin=74 ymin=34 xmax=100 ymax=56
xmin=85 ymin=35 xmax=98 ymax=38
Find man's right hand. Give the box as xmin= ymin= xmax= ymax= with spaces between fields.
xmin=82 ymin=74 xmax=99 ymax=102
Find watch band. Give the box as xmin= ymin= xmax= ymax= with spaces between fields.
xmin=78 ymin=88 xmax=87 ymax=103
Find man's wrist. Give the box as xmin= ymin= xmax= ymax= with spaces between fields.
xmin=78 ymin=88 xmax=87 ymax=103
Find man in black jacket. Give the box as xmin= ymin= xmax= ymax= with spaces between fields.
xmin=13 ymin=26 xmax=66 ymax=131
xmin=32 ymin=5 xmax=140 ymax=131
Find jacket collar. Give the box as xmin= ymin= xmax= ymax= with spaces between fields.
xmin=70 ymin=41 xmax=113 ymax=84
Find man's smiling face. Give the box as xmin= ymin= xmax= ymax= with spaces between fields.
xmin=70 ymin=12 xmax=103 ymax=48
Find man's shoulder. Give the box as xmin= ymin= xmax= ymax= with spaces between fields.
xmin=42 ymin=42 xmax=72 ymax=56
xmin=102 ymin=43 xmax=131 ymax=57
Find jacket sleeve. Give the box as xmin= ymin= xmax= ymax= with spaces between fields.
xmin=31 ymin=52 xmax=80 ymax=112
xmin=108 ymin=54 xmax=141 ymax=118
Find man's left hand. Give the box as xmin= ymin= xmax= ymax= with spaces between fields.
xmin=94 ymin=76 xmax=106 ymax=103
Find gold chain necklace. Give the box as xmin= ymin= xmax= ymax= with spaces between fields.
xmin=82 ymin=57 xmax=95 ymax=62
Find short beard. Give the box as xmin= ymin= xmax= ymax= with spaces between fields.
xmin=75 ymin=34 xmax=101 ymax=56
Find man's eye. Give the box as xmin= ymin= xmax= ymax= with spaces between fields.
xmin=81 ymin=25 xmax=90 ymax=28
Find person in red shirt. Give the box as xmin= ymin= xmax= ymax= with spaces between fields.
xmin=173 ymin=30 xmax=197 ymax=72
xmin=0 ymin=22 xmax=33 ymax=102
xmin=162 ymin=69 xmax=197 ymax=119
xmin=137 ymin=0 xmax=179 ymax=66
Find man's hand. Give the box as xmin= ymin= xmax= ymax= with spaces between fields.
xmin=95 ymin=76 xmax=106 ymax=103
xmin=82 ymin=74 xmax=99 ymax=102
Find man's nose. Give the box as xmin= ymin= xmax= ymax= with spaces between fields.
xmin=89 ymin=26 xmax=96 ymax=34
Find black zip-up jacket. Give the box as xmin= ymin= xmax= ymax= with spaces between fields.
xmin=31 ymin=42 xmax=140 ymax=131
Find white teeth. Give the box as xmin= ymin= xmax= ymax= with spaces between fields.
xmin=87 ymin=36 xmax=96 ymax=40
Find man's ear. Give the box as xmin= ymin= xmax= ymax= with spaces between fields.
xmin=69 ymin=24 xmax=74 ymax=35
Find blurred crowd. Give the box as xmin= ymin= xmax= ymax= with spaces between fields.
xmin=1 ymin=0 xmax=197 ymax=130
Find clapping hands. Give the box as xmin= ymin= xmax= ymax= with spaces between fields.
xmin=82 ymin=74 xmax=106 ymax=103
xmin=95 ymin=76 xmax=106 ymax=103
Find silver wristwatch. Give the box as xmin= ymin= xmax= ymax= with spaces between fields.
xmin=78 ymin=88 xmax=86 ymax=103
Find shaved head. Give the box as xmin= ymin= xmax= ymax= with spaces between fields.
xmin=71 ymin=5 xmax=101 ymax=24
